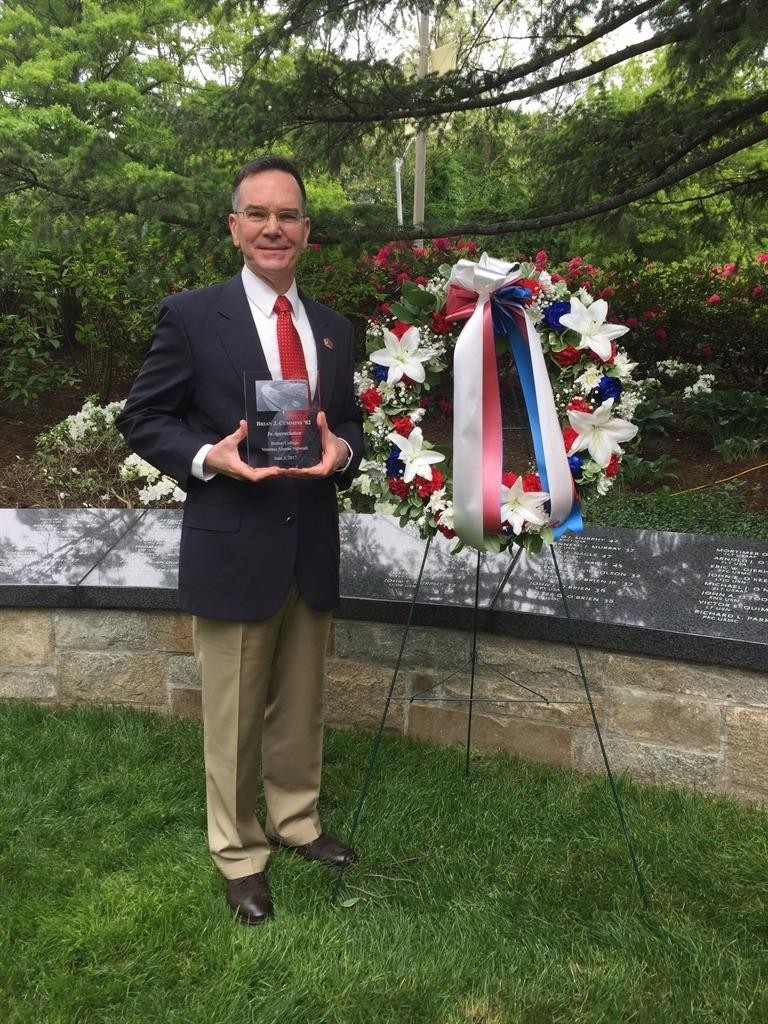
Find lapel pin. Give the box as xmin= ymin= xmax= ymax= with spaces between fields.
xmin=323 ymin=337 xmax=334 ymax=350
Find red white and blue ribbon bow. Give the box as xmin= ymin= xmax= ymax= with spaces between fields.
xmin=446 ymin=253 xmax=583 ymax=550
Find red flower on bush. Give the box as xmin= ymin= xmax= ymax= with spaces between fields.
xmin=654 ymin=328 xmax=668 ymax=340
xmin=360 ymin=388 xmax=382 ymax=413
xmin=534 ymin=250 xmax=548 ymax=271
xmin=699 ymin=344 xmax=714 ymax=358
xmin=708 ymin=294 xmax=721 ymax=304
xmin=624 ymin=316 xmax=638 ymax=328
xmin=437 ymin=397 xmax=453 ymax=416
xmin=757 ymin=252 xmax=768 ymax=264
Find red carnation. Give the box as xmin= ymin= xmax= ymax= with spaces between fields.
xmin=553 ymin=347 xmax=582 ymax=368
xmin=590 ymin=341 xmax=617 ymax=365
xmin=605 ymin=455 xmax=620 ymax=478
xmin=522 ymin=473 xmax=543 ymax=492
xmin=388 ymin=477 xmax=410 ymax=498
xmin=391 ymin=416 xmax=414 ymax=437
xmin=534 ymin=250 xmax=548 ymax=271
xmin=519 ymin=277 xmax=541 ymax=298
xmin=360 ymin=388 xmax=382 ymax=413
xmin=430 ymin=310 xmax=452 ymax=335
xmin=390 ymin=320 xmax=412 ymax=339
xmin=563 ymin=427 xmax=579 ymax=452
xmin=567 ymin=397 xmax=592 ymax=413
xmin=502 ymin=472 xmax=517 ymax=488
xmin=435 ymin=512 xmax=456 ymax=539
xmin=414 ymin=469 xmax=444 ymax=498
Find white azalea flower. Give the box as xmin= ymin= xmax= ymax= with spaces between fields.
xmin=559 ymin=296 xmax=629 ymax=361
xmin=386 ymin=426 xmax=445 ymax=483
xmin=500 ymin=476 xmax=551 ymax=536
xmin=369 ymin=326 xmax=432 ymax=384
xmin=567 ymin=398 xmax=638 ymax=468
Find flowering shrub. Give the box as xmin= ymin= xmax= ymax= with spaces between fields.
xmin=349 ymin=250 xmax=641 ymax=553
xmin=33 ymin=398 xmax=184 ymax=507
xmin=607 ymin=253 xmax=768 ymax=381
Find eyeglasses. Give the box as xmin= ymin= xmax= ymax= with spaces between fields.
xmin=233 ymin=207 xmax=305 ymax=226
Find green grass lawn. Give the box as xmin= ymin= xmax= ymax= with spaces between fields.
xmin=1 ymin=702 xmax=767 ymax=1024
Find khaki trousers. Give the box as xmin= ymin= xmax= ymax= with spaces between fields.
xmin=193 ymin=582 xmax=331 ymax=879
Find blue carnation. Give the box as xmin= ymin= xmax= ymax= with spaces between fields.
xmin=541 ymin=301 xmax=571 ymax=331
xmin=568 ymin=454 xmax=584 ymax=476
xmin=595 ymin=375 xmax=623 ymax=403
xmin=386 ymin=449 xmax=404 ymax=478
xmin=372 ymin=365 xmax=388 ymax=383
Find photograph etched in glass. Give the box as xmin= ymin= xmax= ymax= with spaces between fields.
xmin=244 ymin=372 xmax=321 ymax=468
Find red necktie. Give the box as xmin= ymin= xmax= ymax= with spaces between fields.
xmin=274 ymin=294 xmax=309 ymax=450
xmin=274 ymin=295 xmax=308 ymax=381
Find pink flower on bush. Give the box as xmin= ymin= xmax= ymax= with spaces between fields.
xmin=395 ymin=272 xmax=410 ymax=286
xmin=432 ymin=237 xmax=452 ymax=251
xmin=721 ymin=262 xmax=736 ymax=277
xmin=752 ymin=285 xmax=764 ymax=297
xmin=641 ymin=310 xmax=655 ymax=321
xmin=699 ymin=344 xmax=714 ymax=358
xmin=708 ymin=294 xmax=721 ymax=304
xmin=625 ymin=316 xmax=638 ymax=328
xmin=756 ymin=253 xmax=768 ymax=264
xmin=534 ymin=250 xmax=548 ymax=271
xmin=654 ymin=328 xmax=668 ymax=340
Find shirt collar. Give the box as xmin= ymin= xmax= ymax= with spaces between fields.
xmin=241 ymin=265 xmax=300 ymax=317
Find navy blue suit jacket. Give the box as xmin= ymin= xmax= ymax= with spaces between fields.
xmin=117 ymin=274 xmax=364 ymax=621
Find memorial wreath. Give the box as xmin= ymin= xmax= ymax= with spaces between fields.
xmin=352 ymin=251 xmax=641 ymax=554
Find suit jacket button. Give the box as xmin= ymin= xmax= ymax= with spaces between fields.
xmin=285 ymin=515 xmax=295 ymax=525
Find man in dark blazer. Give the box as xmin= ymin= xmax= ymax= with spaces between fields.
xmin=118 ymin=155 xmax=364 ymax=925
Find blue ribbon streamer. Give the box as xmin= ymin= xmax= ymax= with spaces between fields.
xmin=492 ymin=286 xmax=583 ymax=539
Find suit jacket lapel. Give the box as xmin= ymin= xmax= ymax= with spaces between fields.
xmin=216 ymin=274 xmax=269 ymax=382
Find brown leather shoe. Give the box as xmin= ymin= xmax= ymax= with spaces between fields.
xmin=225 ymin=872 xmax=273 ymax=925
xmin=269 ymin=832 xmax=357 ymax=868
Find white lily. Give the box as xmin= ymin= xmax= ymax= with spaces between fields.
xmin=559 ymin=296 xmax=629 ymax=361
xmin=386 ymin=426 xmax=445 ymax=483
xmin=567 ymin=398 xmax=638 ymax=468
xmin=500 ymin=477 xmax=551 ymax=536
xmin=369 ymin=326 xmax=432 ymax=384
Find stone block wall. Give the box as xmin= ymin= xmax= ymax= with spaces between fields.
xmin=1 ymin=607 xmax=767 ymax=805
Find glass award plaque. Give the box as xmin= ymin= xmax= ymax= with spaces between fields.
xmin=244 ymin=372 xmax=322 ymax=468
